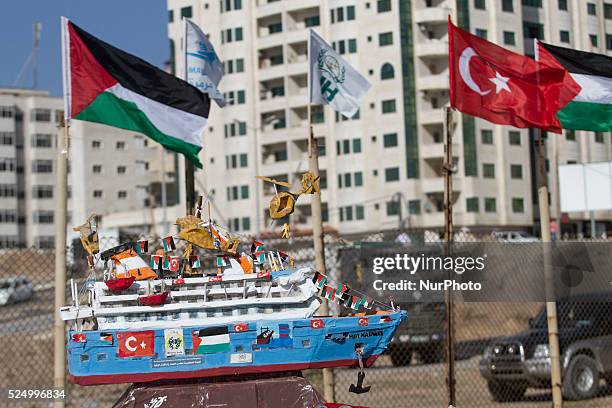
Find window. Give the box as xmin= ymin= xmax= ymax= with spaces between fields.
xmin=524 ymin=22 xmax=544 ymax=39
xmin=510 ymin=164 xmax=523 ymax=179
xmin=235 ymin=27 xmax=243 ymax=41
xmin=348 ymin=39 xmax=357 ymax=53
xmin=33 ymin=185 xmax=53 ymax=199
xmin=268 ymin=22 xmax=282 ymax=34
xmin=474 ymin=0 xmax=486 ymax=10
xmin=92 ymin=165 xmax=102 ymax=174
xmin=386 ymin=201 xmax=399 ymax=216
xmin=35 ymin=236 xmax=55 ymax=249
xmin=560 ymin=30 xmax=570 ymax=43
xmin=566 ymin=130 xmax=576 ymax=141
xmin=522 ymin=0 xmax=542 ymax=7
xmin=347 ymin=6 xmax=356 ymax=20
xmin=337 ymin=7 xmax=344 ymax=22
xmin=587 ymin=3 xmax=597 ymax=15
xmin=502 ymin=0 xmax=514 ymax=12
xmin=180 ymin=6 xmax=192 ymax=18
xmin=383 ymin=133 xmax=398 ymax=147
xmin=607 ymin=34 xmax=612 ymax=50
xmin=352 ymin=138 xmax=362 ymax=153
xmin=274 ymin=149 xmax=287 ymax=162
xmin=382 ymin=99 xmax=396 ymax=113
xmin=238 ymin=121 xmax=247 ymax=135
xmin=0 ymin=106 xmax=14 ymax=118
xmin=481 ymin=129 xmax=493 ymax=144
xmin=239 ymin=153 xmax=248 ymax=167
xmin=590 ymin=35 xmax=598 ymax=47
xmin=354 ymin=172 xmax=363 ymax=186
xmin=344 ymin=173 xmax=352 ymax=188
xmin=236 ymin=59 xmax=244 ymax=73
xmin=117 ymin=190 xmax=127 ymax=199
xmin=379 ymin=32 xmax=393 ymax=46
xmin=408 ymin=200 xmax=421 ymax=215
xmin=380 ymin=63 xmax=395 ymax=80
xmin=485 ymin=197 xmax=496 ymax=212
xmin=558 ymin=0 xmax=567 ymax=10
xmin=32 ymin=160 xmax=52 ymax=173
xmin=93 ymin=190 xmax=103 ymax=198
xmin=240 ymin=185 xmax=249 ymax=199
xmin=509 ymin=131 xmax=521 ymax=145
xmin=305 ymin=15 xmax=320 ymax=27
xmin=483 ymin=163 xmax=495 ymax=178
xmin=116 ymin=141 xmax=126 ymax=150
xmin=595 ymin=132 xmax=604 ymax=143
xmin=466 ymin=197 xmax=479 ymax=212
xmin=606 ymin=3 xmax=612 ymax=19
xmin=31 ymin=133 xmax=53 ymax=148
xmin=377 ymin=0 xmax=391 ymax=12
xmin=30 ymin=108 xmax=51 ymax=122
xmin=91 ymin=140 xmax=101 ymax=149
xmin=0 ymin=132 xmax=13 ymax=145
xmin=0 ymin=184 xmax=16 ymax=198
xmin=512 ymin=198 xmax=524 ymax=213
xmin=503 ymin=31 xmax=516 ymax=45
xmin=475 ymin=28 xmax=488 ymax=39
xmin=241 ymin=217 xmax=250 ymax=231
xmin=0 ymin=210 xmax=17 ymax=223
xmin=117 ymin=165 xmax=126 ymax=174
xmin=385 ymin=167 xmax=400 ymax=182
xmin=34 ymin=210 xmax=54 ymax=224
xmin=168 ymin=10 xmax=174 ymax=22
xmin=356 ymin=205 xmax=365 ymax=220
xmin=237 ymin=90 xmax=246 ymax=104
xmin=0 ymin=158 xmax=16 ymax=172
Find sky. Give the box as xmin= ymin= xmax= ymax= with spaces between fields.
xmin=0 ymin=0 xmax=169 ymax=97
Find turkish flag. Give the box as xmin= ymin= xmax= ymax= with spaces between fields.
xmin=117 ymin=331 xmax=155 ymax=358
xmin=310 ymin=319 xmax=325 ymax=329
xmin=449 ymin=18 xmax=580 ymax=133
xmin=233 ymin=323 xmax=248 ymax=332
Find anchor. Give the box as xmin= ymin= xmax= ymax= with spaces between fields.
xmin=349 ymin=346 xmax=371 ymax=394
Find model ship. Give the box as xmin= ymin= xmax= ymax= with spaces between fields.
xmin=60 ymin=205 xmax=406 ymax=386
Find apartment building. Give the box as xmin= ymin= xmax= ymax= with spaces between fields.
xmin=163 ymin=0 xmax=612 ymax=237
xmin=0 ymin=88 xmax=165 ymax=248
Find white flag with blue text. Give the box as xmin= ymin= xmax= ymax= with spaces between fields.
xmin=185 ymin=19 xmax=225 ymax=107
xmin=308 ymin=29 xmax=371 ymax=118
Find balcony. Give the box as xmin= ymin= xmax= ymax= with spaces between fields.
xmin=420 ymin=143 xmax=460 ymax=160
xmin=417 ymin=74 xmax=448 ymax=91
xmin=414 ymin=3 xmax=452 ymax=25
xmin=422 ymin=177 xmax=461 ymax=193
xmin=418 ymin=109 xmax=445 ymax=125
xmin=415 ymin=40 xmax=448 ymax=59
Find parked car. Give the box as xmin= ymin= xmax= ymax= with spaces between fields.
xmin=479 ymin=293 xmax=612 ymax=401
xmin=0 ymin=277 xmax=34 ymax=306
xmin=492 ymin=231 xmax=539 ymax=243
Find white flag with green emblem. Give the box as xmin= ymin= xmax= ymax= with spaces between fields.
xmin=308 ymin=29 xmax=371 ymax=118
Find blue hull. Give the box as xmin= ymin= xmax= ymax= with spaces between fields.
xmin=67 ymin=312 xmax=406 ymax=385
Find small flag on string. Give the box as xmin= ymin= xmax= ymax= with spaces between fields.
xmin=363 ymin=296 xmax=374 ymax=310
xmin=169 ymin=256 xmax=180 ymax=272
xmin=135 ymin=240 xmax=148 ymax=254
xmin=251 ymin=240 xmax=264 ymax=253
xmin=323 ymin=285 xmax=335 ymax=301
xmin=216 ymin=256 xmax=226 ymax=267
xmin=352 ymin=296 xmax=366 ymax=310
xmin=257 ymin=252 xmax=266 ymax=264
xmin=163 ymin=257 xmax=171 ymax=270
xmin=162 ymin=236 xmax=176 ymax=252
xmin=335 ymin=284 xmax=350 ymax=300
xmin=150 ymin=255 xmax=163 ymax=270
xmin=313 ymin=272 xmax=326 ymax=289
xmin=100 ymin=332 xmax=113 ymax=345
xmin=278 ymin=251 xmax=289 ymax=261
xmin=189 ymin=256 xmax=201 ymax=269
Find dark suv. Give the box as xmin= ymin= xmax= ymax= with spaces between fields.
xmin=479 ymin=294 xmax=612 ymax=401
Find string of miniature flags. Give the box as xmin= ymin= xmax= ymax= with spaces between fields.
xmin=312 ymin=271 xmax=395 ymax=312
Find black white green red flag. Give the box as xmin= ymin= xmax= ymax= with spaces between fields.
xmin=538 ymin=41 xmax=612 ymax=132
xmin=61 ymin=17 xmax=210 ymax=167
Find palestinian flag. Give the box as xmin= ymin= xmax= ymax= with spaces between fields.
xmin=135 ymin=240 xmax=148 ymax=255
xmin=192 ymin=327 xmax=230 ymax=354
xmin=61 ymin=17 xmax=210 ymax=167
xmin=538 ymin=42 xmax=612 ymax=131
xmin=250 ymin=240 xmax=264 ymax=254
xmin=313 ymin=272 xmax=326 ymax=289
xmin=99 ymin=332 xmax=113 ymax=345
xmin=189 ymin=255 xmax=201 ymax=269
xmin=162 ymin=236 xmax=176 ymax=252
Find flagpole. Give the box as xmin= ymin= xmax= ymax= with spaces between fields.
xmin=307 ymin=29 xmax=335 ymax=403
xmin=443 ymin=107 xmax=456 ymax=407
xmin=534 ymin=39 xmax=563 ymax=408
xmin=54 ymin=17 xmax=70 ymax=408
xmin=183 ymin=17 xmax=196 ymax=215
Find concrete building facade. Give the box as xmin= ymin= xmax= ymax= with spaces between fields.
xmin=165 ymin=0 xmax=612 ymax=238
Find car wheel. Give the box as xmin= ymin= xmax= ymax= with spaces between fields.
xmin=563 ymin=355 xmax=600 ymax=400
xmin=487 ymin=381 xmax=526 ymax=402
xmin=420 ymin=346 xmax=443 ymax=365
xmin=390 ymin=349 xmax=412 ymax=366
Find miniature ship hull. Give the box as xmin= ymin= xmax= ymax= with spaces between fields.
xmin=67 ymin=311 xmax=406 ymax=386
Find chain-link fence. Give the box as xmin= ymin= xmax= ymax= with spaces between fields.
xmin=2 ymin=231 xmax=612 ymax=407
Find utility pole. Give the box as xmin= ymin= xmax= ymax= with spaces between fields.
xmin=535 ymin=131 xmax=563 ymax=408
xmin=443 ymin=107 xmax=456 ymax=407
xmin=185 ymin=160 xmax=195 ymax=215
xmin=53 ymin=120 xmax=68 ymax=408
